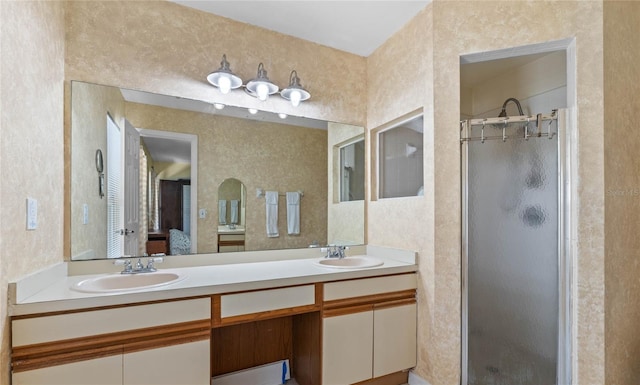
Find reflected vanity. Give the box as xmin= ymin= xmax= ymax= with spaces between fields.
xmin=68 ymin=81 xmax=365 ymax=261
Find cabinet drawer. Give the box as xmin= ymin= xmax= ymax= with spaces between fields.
xmin=323 ymin=274 xmax=416 ymax=301
xmin=13 ymin=298 xmax=210 ymax=346
xmin=220 ymin=285 xmax=315 ymax=318
xmin=219 ymin=245 xmax=244 ymax=252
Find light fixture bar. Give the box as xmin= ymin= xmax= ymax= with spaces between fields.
xmin=207 ymin=56 xmax=311 ymax=106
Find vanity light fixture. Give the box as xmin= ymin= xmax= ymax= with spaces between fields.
xmin=207 ymin=56 xmax=312 ymax=106
xmin=248 ymin=108 xmax=258 ymax=115
xmin=278 ymin=113 xmax=288 ymax=119
xmin=207 ymin=54 xmax=243 ymax=94
xmin=280 ymin=70 xmax=310 ymax=107
xmin=245 ymin=63 xmax=279 ymax=101
xmin=214 ymin=103 xmax=225 ymax=110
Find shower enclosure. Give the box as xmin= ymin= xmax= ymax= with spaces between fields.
xmin=460 ymin=110 xmax=570 ymax=385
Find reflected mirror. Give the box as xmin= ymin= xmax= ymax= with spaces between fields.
xmin=69 ymin=81 xmax=364 ymax=260
xmin=217 ymin=178 xmax=246 ymax=253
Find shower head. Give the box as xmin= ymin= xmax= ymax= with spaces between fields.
xmin=498 ymin=97 xmax=524 ymax=118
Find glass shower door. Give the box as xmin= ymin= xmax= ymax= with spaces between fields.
xmin=461 ymin=115 xmax=563 ymax=385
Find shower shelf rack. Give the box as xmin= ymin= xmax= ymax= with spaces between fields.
xmin=460 ymin=111 xmax=558 ymax=143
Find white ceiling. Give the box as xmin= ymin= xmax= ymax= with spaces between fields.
xmin=170 ymin=1 xmax=431 ymax=56
xmin=141 ymin=135 xmax=192 ymax=164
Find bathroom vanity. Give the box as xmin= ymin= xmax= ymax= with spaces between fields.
xmin=217 ymin=225 xmax=246 ymax=253
xmin=8 ymin=246 xmax=417 ymax=385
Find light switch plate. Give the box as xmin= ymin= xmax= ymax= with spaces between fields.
xmin=83 ymin=203 xmax=89 ymax=224
xmin=26 ymin=198 xmax=38 ymax=230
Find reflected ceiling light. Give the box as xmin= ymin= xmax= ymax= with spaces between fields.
xmin=245 ymin=63 xmax=279 ymax=101
xmin=280 ymin=70 xmax=310 ymax=107
xmin=214 ymin=103 xmax=225 ymax=110
xmin=248 ymin=108 xmax=258 ymax=115
xmin=207 ymin=54 xmax=243 ymax=94
xmin=278 ymin=113 xmax=287 ymax=119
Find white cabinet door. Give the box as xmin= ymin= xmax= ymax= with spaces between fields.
xmin=322 ymin=311 xmax=373 ymax=385
xmin=123 ymin=340 xmax=210 ymax=385
xmin=12 ymin=355 xmax=122 ymax=385
xmin=373 ymin=303 xmax=417 ymax=377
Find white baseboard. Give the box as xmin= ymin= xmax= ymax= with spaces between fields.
xmin=408 ymin=370 xmax=431 ymax=385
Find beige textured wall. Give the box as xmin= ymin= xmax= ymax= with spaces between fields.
xmin=368 ymin=1 xmax=606 ymax=384
xmin=431 ymin=1 xmax=604 ymax=384
xmin=125 ymin=103 xmax=327 ymax=253
xmin=65 ymin=0 xmax=367 ymax=126
xmin=367 ymin=5 xmax=436 ymax=380
xmin=0 ymin=1 xmax=66 ymax=382
xmin=70 ymin=81 xmax=125 ymax=260
xmin=604 ymin=1 xmax=640 ymax=384
xmin=327 ymin=122 xmax=365 ymax=245
xmin=1 ymin=2 xmax=630 ymax=384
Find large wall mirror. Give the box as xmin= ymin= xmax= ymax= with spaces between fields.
xmin=69 ymin=81 xmax=364 ymax=260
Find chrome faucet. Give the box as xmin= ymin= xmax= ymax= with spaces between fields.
xmin=115 ymin=257 xmax=163 ymax=274
xmin=118 ymin=259 xmax=133 ymax=274
xmin=324 ymin=245 xmax=348 ymax=259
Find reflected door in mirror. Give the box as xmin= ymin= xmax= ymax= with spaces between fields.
xmin=160 ymin=179 xmax=190 ymax=232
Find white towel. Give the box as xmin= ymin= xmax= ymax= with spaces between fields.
xmin=265 ymin=191 xmax=279 ymax=237
xmin=286 ymin=191 xmax=300 ymax=235
xmin=230 ymin=200 xmax=239 ymax=224
xmin=218 ymin=200 xmax=227 ymax=225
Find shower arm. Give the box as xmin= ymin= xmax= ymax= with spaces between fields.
xmin=498 ymin=97 xmax=524 ymax=117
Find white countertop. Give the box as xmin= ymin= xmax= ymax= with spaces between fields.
xmin=9 ymin=246 xmax=417 ymax=316
xmin=217 ymin=225 xmax=245 ymax=234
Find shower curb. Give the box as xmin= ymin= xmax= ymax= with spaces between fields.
xmin=408 ymin=371 xmax=431 ymax=385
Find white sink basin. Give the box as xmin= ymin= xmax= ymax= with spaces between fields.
xmin=71 ymin=271 xmax=186 ymax=293
xmin=315 ymin=255 xmax=384 ymax=269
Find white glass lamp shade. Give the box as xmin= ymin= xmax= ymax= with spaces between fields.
xmin=246 ymin=63 xmax=278 ymax=101
xmin=280 ymin=70 xmax=310 ymax=107
xmin=207 ymin=54 xmax=242 ymax=94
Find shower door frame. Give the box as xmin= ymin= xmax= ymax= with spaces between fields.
xmin=460 ymin=109 xmax=572 ymax=385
